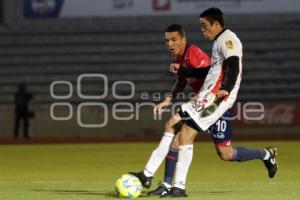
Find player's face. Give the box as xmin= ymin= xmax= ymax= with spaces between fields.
xmin=165 ymin=32 xmax=186 ymax=57
xmin=199 ymin=18 xmax=218 ymax=41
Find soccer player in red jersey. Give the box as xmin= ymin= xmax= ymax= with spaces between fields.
xmin=130 ymin=24 xmax=211 ymax=194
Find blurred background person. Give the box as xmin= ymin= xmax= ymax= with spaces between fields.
xmin=14 ymin=83 xmax=33 ymax=139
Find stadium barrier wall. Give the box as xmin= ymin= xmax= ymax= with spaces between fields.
xmin=1 ymin=103 xmax=299 ymax=141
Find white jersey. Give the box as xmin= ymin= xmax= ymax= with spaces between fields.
xmin=180 ymin=29 xmax=243 ymax=131
xmin=202 ymin=29 xmax=243 ymax=106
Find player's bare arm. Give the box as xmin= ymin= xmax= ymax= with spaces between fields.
xmin=215 ymin=90 xmax=229 ymax=98
xmin=154 ymin=79 xmax=187 ymax=115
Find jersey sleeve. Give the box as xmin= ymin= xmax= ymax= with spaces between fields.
xmin=219 ymin=33 xmax=242 ymax=93
xmin=219 ymin=36 xmax=242 ymax=59
xmin=188 ymin=45 xmax=211 ymax=68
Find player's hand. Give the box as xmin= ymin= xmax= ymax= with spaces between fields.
xmin=169 ymin=63 xmax=180 ymax=74
xmin=216 ymin=90 xmax=229 ymax=99
xmin=154 ymin=97 xmax=172 ymax=115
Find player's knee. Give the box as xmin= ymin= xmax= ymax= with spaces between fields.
xmin=216 ymin=145 xmax=234 ymax=161
xmin=164 ymin=121 xmax=174 ymax=132
xmin=218 ymin=151 xmax=233 ymax=161
xmin=179 ymin=124 xmax=197 ymax=145
xmin=165 ymin=120 xmax=172 ymax=129
xmin=219 ymin=154 xmax=232 ymax=161
xmin=171 ymin=140 xmax=179 ymax=149
xmin=164 ymin=115 xmax=181 ymax=133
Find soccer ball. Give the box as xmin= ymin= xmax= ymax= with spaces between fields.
xmin=115 ymin=174 xmax=142 ymax=198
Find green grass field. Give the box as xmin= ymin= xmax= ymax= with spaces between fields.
xmin=0 ymin=141 xmax=299 ymax=200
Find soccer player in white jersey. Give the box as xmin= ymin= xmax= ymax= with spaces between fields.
xmin=160 ymin=8 xmax=278 ymax=198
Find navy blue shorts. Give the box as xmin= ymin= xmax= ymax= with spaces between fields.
xmin=208 ymin=109 xmax=233 ymax=147
xmin=179 ymin=108 xmax=233 ymax=146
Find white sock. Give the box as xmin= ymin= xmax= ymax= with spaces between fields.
xmin=143 ymin=132 xmax=174 ymax=177
xmin=263 ymin=149 xmax=271 ymax=160
xmin=163 ymin=182 xmax=172 ymax=189
xmin=174 ymin=145 xmax=193 ymax=190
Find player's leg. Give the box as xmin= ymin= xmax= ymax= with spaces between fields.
xmin=143 ymin=113 xmax=182 ymax=177
xmin=161 ymin=99 xmax=229 ymax=198
xmin=215 ymin=144 xmax=278 ymax=178
xmin=147 ymin=128 xmax=181 ymax=196
xmin=161 ymin=123 xmax=198 ymax=197
xmin=164 ymin=133 xmax=180 ymax=187
xmin=210 ymin=110 xmax=278 ymax=178
xmin=130 ymin=113 xmax=182 ymax=188
xmin=215 ymin=144 xmax=266 ymax=161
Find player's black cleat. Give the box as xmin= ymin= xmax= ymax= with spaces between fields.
xmin=263 ymin=147 xmax=278 ymax=178
xmin=129 ymin=171 xmax=153 ymax=188
xmin=147 ymin=183 xmax=170 ymax=196
xmin=160 ymin=187 xmax=188 ymax=198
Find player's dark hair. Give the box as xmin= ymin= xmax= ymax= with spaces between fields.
xmin=166 ymin=24 xmax=186 ymax=37
xmin=199 ymin=7 xmax=224 ymax=27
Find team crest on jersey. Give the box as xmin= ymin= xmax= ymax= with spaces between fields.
xmin=225 ymin=40 xmax=234 ymax=49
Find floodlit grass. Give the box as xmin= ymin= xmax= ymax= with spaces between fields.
xmin=0 ymin=141 xmax=299 ymax=200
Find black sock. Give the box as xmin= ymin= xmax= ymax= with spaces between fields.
xmin=163 ymin=148 xmax=178 ymax=185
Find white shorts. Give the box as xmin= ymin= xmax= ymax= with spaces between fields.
xmin=180 ymin=92 xmax=231 ymax=131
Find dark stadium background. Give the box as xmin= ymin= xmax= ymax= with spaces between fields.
xmin=0 ymin=1 xmax=299 ymax=200
xmin=0 ymin=0 xmax=299 ymax=142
